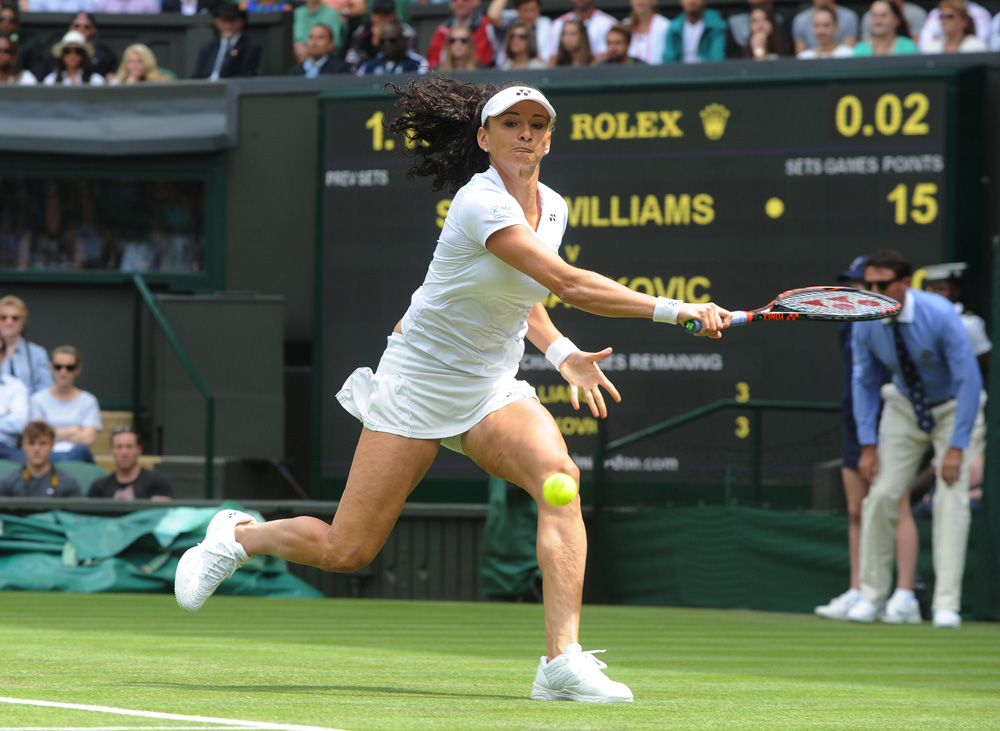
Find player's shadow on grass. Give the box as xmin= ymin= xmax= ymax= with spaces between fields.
xmin=129 ymin=681 xmax=516 ymax=701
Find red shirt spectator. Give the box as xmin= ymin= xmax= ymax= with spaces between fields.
xmin=426 ymin=0 xmax=495 ymax=67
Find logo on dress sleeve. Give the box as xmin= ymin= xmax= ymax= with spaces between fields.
xmin=489 ymin=204 xmax=516 ymax=219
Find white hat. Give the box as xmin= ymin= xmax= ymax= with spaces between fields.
xmin=52 ymin=30 xmax=93 ymax=59
xmin=922 ymin=262 xmax=968 ymax=282
xmin=481 ymin=87 xmax=556 ymax=126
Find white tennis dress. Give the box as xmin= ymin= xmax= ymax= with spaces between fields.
xmin=337 ymin=166 xmax=569 ymax=453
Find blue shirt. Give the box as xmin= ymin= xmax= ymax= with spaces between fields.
xmin=1 ymin=339 xmax=52 ymax=395
xmin=852 ymin=288 xmax=982 ymax=449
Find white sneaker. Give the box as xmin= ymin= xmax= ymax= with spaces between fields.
xmin=175 ymin=509 xmax=255 ymax=612
xmin=846 ymin=599 xmax=880 ymax=623
xmin=531 ymin=643 xmax=633 ymax=703
xmin=815 ymin=589 xmax=861 ymax=620
xmin=933 ymin=609 xmax=962 ymax=629
xmin=881 ymin=591 xmax=921 ymax=624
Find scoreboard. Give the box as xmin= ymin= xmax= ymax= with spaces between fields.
xmin=316 ymin=66 xmax=985 ymax=496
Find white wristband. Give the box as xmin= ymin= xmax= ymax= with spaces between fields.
xmin=545 ymin=337 xmax=578 ymax=369
xmin=653 ymin=297 xmax=683 ymax=325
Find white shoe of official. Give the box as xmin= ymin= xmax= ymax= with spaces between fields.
xmin=933 ymin=609 xmax=962 ymax=629
xmin=846 ymin=599 xmax=880 ymax=624
xmin=531 ymin=643 xmax=633 ymax=703
xmin=814 ymin=589 xmax=861 ymax=620
xmin=175 ymin=509 xmax=255 ymax=612
xmin=880 ymin=591 xmax=922 ymax=624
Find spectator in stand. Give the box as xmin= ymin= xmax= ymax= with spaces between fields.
xmin=88 ymin=426 xmax=173 ymax=501
xmin=426 ymin=0 xmax=495 ymax=68
xmin=793 ymin=0 xmax=858 ymax=55
xmin=0 ymin=4 xmax=43 ymax=79
xmin=192 ymin=4 xmax=262 ymax=79
xmin=854 ymin=0 xmax=918 ymax=55
xmin=599 ymin=23 xmax=647 ymax=64
xmin=162 ymin=0 xmax=218 ymax=14
xmin=742 ymin=5 xmax=792 ymax=58
xmin=55 ymin=14 xmax=118 ymax=80
xmin=289 ymin=22 xmax=350 ymax=74
xmin=0 ymin=336 xmax=27 ymax=463
xmin=662 ymin=0 xmax=728 ymax=63
xmin=0 ymin=34 xmax=36 ymax=85
xmin=0 ymin=296 xmax=51 ymax=397
xmin=860 ymin=0 xmax=925 ymax=40
xmin=487 ymin=0 xmax=552 ymax=65
xmin=110 ymin=44 xmax=172 ymax=84
xmin=497 ymin=19 xmax=546 ymax=69
xmin=29 ymin=346 xmax=101 ymax=464
xmin=345 ymin=0 xmax=416 ymax=73
xmin=94 ymin=0 xmax=159 ymax=14
xmin=357 ymin=21 xmax=428 ymax=74
xmin=621 ymin=0 xmax=668 ymax=65
xmin=293 ymin=0 xmax=345 ymax=64
xmin=918 ymin=0 xmax=991 ymax=51
xmin=921 ymin=0 xmax=987 ymax=51
xmin=0 ymin=421 xmax=81 ymax=497
xmin=550 ymin=18 xmax=593 ymax=66
xmin=438 ymin=22 xmax=482 ymax=70
xmin=548 ymin=0 xmax=616 ymax=61
xmin=728 ymin=0 xmax=792 ymax=58
xmin=43 ymin=30 xmax=105 ymax=86
xmin=798 ymin=6 xmax=854 ymax=57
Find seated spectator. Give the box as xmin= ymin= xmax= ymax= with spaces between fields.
xmin=161 ymin=0 xmax=220 ymax=15
xmin=110 ymin=44 xmax=172 ymax=84
xmin=793 ymin=0 xmax=858 ymax=55
xmin=921 ymin=0 xmax=987 ymax=51
xmin=293 ymin=0 xmax=345 ymax=64
xmin=438 ymin=22 xmax=481 ymax=70
xmin=548 ymin=0 xmax=615 ymax=61
xmin=88 ymin=426 xmax=173 ymax=501
xmin=0 ymin=4 xmax=44 ymax=80
xmin=663 ymin=0 xmax=728 ymax=63
xmin=43 ymin=31 xmax=106 ymax=86
xmin=357 ymin=21 xmax=427 ymax=74
xmin=0 ymin=34 xmax=37 ymax=85
xmin=192 ymin=4 xmax=262 ymax=79
xmin=622 ymin=0 xmax=668 ymax=65
xmin=0 ymin=296 xmax=51 ymax=396
xmin=854 ymin=0 xmax=918 ymax=55
xmin=0 ymin=421 xmax=80 ymax=497
xmin=599 ymin=23 xmax=647 ymax=64
xmin=487 ymin=0 xmax=552 ymax=65
xmin=47 ymin=13 xmax=118 ymax=80
xmin=344 ymin=0 xmax=416 ymax=73
xmin=30 ymin=346 xmax=101 ymax=465
xmin=550 ymin=18 xmax=593 ymax=66
xmin=426 ymin=0 xmax=495 ymax=68
xmin=94 ymin=0 xmax=160 ymax=14
xmin=241 ymin=0 xmax=293 ymax=12
xmin=918 ymin=0 xmax=992 ymax=51
xmin=743 ymin=5 xmax=792 ymax=58
xmin=497 ymin=19 xmax=546 ymax=69
xmin=289 ymin=23 xmax=350 ymax=75
xmin=729 ymin=0 xmax=792 ymax=58
xmin=860 ymin=0 xmax=925 ymax=40
xmin=798 ymin=6 xmax=854 ymax=57
xmin=0 ymin=336 xmax=27 ymax=463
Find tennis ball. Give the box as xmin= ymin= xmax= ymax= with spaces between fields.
xmin=543 ymin=473 xmax=577 ymax=507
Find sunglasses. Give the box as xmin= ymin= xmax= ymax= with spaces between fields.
xmin=511 ymin=32 xmax=529 ymax=39
xmin=0 ymin=15 xmax=15 ymax=22
xmin=0 ymin=47 xmax=12 ymax=54
xmin=71 ymin=23 xmax=93 ymax=30
xmin=864 ymin=276 xmax=902 ymax=291
xmin=0 ymin=314 xmax=21 ymax=322
xmin=939 ymin=12 xmax=957 ymax=18
xmin=53 ymin=363 xmax=78 ymax=371
xmin=63 ymin=47 xmax=85 ymax=56
xmin=448 ymin=37 xmax=471 ymax=44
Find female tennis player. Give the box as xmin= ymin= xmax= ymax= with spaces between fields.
xmin=176 ymin=77 xmax=731 ymax=703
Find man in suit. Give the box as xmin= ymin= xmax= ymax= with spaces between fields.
xmin=192 ymin=4 xmax=262 ymax=79
xmin=288 ymin=23 xmax=349 ymax=76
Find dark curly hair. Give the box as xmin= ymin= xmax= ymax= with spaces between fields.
xmin=386 ymin=75 xmax=538 ymax=193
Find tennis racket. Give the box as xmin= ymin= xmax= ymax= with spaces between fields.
xmin=684 ymin=286 xmax=901 ymax=334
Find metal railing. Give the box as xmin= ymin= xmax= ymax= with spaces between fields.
xmin=131 ymin=274 xmax=215 ymax=499
xmin=591 ymin=399 xmax=840 ymax=508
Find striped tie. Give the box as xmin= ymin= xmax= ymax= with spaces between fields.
xmin=892 ymin=321 xmax=934 ymax=433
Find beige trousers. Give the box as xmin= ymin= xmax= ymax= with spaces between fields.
xmin=859 ymin=383 xmax=986 ymax=612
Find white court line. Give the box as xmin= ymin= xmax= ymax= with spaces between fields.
xmin=0 ymin=699 xmax=348 ymax=731
xmin=0 ymin=727 xmax=261 ymax=730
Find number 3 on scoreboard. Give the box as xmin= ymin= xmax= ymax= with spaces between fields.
xmin=887 ymin=183 xmax=938 ymax=225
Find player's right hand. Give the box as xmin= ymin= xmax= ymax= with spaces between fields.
xmin=678 ymin=303 xmax=731 ymax=338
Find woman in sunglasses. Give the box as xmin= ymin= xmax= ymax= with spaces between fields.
xmin=498 ymin=20 xmax=546 ymax=69
xmin=0 ymin=34 xmax=37 ymax=85
xmin=42 ymin=30 xmax=105 ymax=86
xmin=438 ymin=23 xmax=481 ymax=71
xmin=29 ymin=345 xmax=102 ymax=464
xmin=923 ymin=0 xmax=987 ymax=52
xmin=0 ymin=296 xmax=52 ymax=396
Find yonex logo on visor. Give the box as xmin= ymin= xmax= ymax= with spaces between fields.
xmin=481 ymin=87 xmax=556 ymax=126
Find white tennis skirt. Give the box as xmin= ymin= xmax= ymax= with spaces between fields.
xmin=336 ymin=333 xmax=537 ymax=454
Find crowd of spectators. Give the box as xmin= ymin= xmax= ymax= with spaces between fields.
xmin=0 ymin=0 xmax=996 ymax=86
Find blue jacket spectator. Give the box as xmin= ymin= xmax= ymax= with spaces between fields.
xmin=663 ymin=0 xmax=727 ymax=62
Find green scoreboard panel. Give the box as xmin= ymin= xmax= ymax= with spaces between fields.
xmin=317 ymin=68 xmax=984 ymax=497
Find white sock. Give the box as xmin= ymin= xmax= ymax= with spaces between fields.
xmin=845 ymin=588 xmax=861 ymax=601
xmin=891 ymin=588 xmax=915 ymax=601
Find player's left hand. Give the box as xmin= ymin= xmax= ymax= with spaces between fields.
xmin=941 ymin=447 xmax=964 ymax=486
xmin=559 ymin=347 xmax=621 ymax=418
xmin=678 ymin=303 xmax=732 ymax=339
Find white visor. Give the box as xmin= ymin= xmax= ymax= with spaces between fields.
xmin=480 ymin=87 xmax=556 ymax=126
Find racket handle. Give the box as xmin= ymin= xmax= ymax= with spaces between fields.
xmin=683 ymin=311 xmax=748 ymax=334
